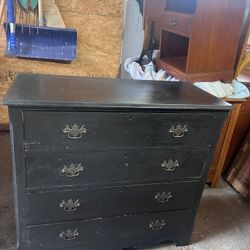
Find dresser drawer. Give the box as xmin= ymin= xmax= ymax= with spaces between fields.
xmin=162 ymin=11 xmax=192 ymax=37
xmin=26 ymin=147 xmax=207 ymax=189
xmin=23 ymin=111 xmax=216 ymax=150
xmin=27 ymin=181 xmax=198 ymax=225
xmin=28 ymin=209 xmax=191 ymax=249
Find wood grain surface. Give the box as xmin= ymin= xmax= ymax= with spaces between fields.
xmin=0 ymin=0 xmax=124 ymax=129
xmin=0 ymin=0 xmax=124 ymax=80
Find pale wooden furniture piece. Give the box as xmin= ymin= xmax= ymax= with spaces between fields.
xmin=207 ymin=99 xmax=246 ymax=187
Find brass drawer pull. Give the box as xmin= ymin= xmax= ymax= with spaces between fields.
xmin=169 ymin=124 xmax=188 ymax=138
xmin=63 ymin=124 xmax=87 ymax=139
xmin=155 ymin=192 xmax=172 ymax=203
xmin=170 ymin=18 xmax=177 ymax=27
xmin=61 ymin=163 xmax=84 ymax=178
xmin=59 ymin=229 xmax=79 ymax=241
xmin=149 ymin=220 xmax=166 ymax=231
xmin=161 ymin=160 xmax=179 ymax=172
xmin=60 ymin=199 xmax=80 ymax=211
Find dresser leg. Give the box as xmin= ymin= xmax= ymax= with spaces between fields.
xmin=176 ymin=240 xmax=191 ymax=247
xmin=17 ymin=245 xmax=27 ymax=250
xmin=175 ymin=234 xmax=192 ymax=247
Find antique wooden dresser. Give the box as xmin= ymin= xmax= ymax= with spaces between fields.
xmin=3 ymin=74 xmax=231 ymax=250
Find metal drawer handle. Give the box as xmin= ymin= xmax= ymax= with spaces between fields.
xmin=161 ymin=160 xmax=179 ymax=172
xmin=170 ymin=18 xmax=177 ymax=27
xmin=59 ymin=229 xmax=79 ymax=241
xmin=169 ymin=124 xmax=188 ymax=138
xmin=63 ymin=124 xmax=87 ymax=139
xmin=149 ymin=220 xmax=166 ymax=231
xmin=60 ymin=199 xmax=80 ymax=211
xmin=61 ymin=163 xmax=84 ymax=178
xmin=155 ymin=192 xmax=172 ymax=203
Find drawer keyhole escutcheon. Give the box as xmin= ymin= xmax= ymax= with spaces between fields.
xmin=61 ymin=163 xmax=84 ymax=178
xmin=149 ymin=220 xmax=166 ymax=231
xmin=161 ymin=160 xmax=179 ymax=172
xmin=170 ymin=18 xmax=177 ymax=27
xmin=63 ymin=124 xmax=87 ymax=139
xmin=169 ymin=124 xmax=188 ymax=138
xmin=60 ymin=199 xmax=80 ymax=211
xmin=59 ymin=229 xmax=79 ymax=241
xmin=155 ymin=192 xmax=172 ymax=203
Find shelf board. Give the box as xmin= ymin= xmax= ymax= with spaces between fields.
xmin=157 ymin=57 xmax=187 ymax=74
xmin=156 ymin=57 xmax=235 ymax=83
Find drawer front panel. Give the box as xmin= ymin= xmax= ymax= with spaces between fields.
xmin=28 ymin=210 xmax=191 ymax=249
xmin=23 ymin=111 xmax=216 ymax=150
xmin=27 ymin=182 xmax=198 ymax=225
xmin=162 ymin=11 xmax=192 ymax=37
xmin=26 ymin=148 xmax=207 ymax=189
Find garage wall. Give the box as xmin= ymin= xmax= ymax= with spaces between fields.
xmin=0 ymin=0 xmax=124 ymax=129
xmin=0 ymin=0 xmax=124 ymax=80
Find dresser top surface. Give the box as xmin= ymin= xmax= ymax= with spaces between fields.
xmin=3 ymin=73 xmax=231 ymax=110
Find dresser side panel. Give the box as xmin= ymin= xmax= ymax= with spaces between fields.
xmin=8 ymin=107 xmax=28 ymax=250
xmin=179 ymin=111 xmax=229 ymax=245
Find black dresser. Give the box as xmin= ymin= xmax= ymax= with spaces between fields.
xmin=3 ymin=74 xmax=231 ymax=250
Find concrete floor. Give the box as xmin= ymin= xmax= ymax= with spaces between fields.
xmin=0 ymin=132 xmax=250 ymax=250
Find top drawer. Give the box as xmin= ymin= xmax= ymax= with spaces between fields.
xmin=23 ymin=111 xmax=217 ymax=151
xmin=161 ymin=11 xmax=192 ymax=37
